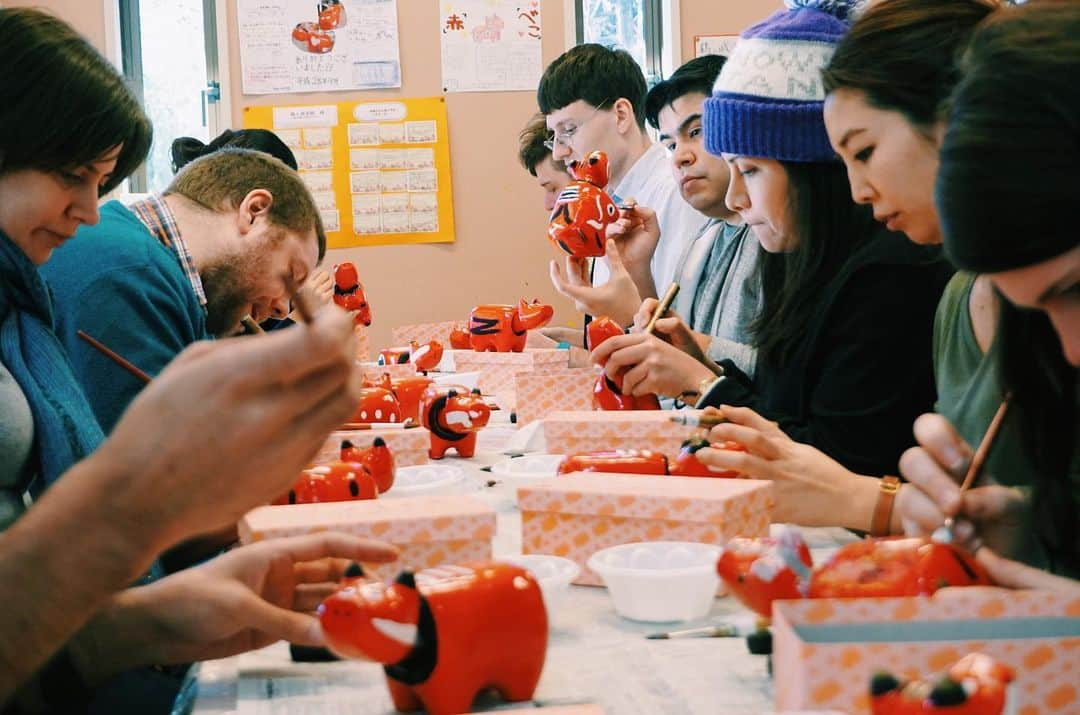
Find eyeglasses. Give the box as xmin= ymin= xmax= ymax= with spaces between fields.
xmin=544 ymin=100 xmax=611 ymax=151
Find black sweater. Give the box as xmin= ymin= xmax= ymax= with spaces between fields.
xmin=700 ymin=230 xmax=954 ymax=477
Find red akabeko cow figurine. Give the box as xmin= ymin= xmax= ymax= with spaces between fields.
xmin=547 ymin=150 xmax=620 ymax=258
xmin=557 ymin=449 xmax=669 ymax=475
xmin=587 ymin=316 xmax=660 ymax=410
xmin=351 ymin=386 xmax=403 ymax=424
xmin=320 ymin=563 xmax=547 ymax=715
xmin=448 ymin=323 xmax=471 ymax=349
xmin=333 ymin=262 xmax=372 ymax=326
xmin=671 ymin=437 xmax=747 ymax=477
xmin=871 ymin=653 xmax=1014 ymax=715
xmin=272 ymin=461 xmax=378 ymax=505
xmin=340 ymin=438 xmax=395 ymax=494
xmin=420 ymin=386 xmax=491 ymax=459
xmin=409 ymin=340 xmax=444 ymax=372
xmin=469 ymin=300 xmax=554 ymax=352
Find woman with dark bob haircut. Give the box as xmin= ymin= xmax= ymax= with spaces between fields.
xmin=0 ymin=8 xmax=394 ymax=708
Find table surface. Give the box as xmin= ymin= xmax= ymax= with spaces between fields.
xmin=184 ymin=417 xmax=857 ymax=715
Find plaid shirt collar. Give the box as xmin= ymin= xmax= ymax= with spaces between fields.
xmin=129 ymin=194 xmax=207 ymax=307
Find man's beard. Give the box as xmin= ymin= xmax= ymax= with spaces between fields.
xmin=201 ymin=260 xmax=253 ymax=337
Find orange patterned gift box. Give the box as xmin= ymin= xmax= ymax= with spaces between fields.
xmin=514 ymin=368 xmax=600 ymax=425
xmin=313 ymin=426 xmax=430 ymax=467
xmin=772 ymin=589 xmax=1080 ymax=715
xmin=542 ymin=410 xmax=703 ymax=459
xmin=452 ymin=349 xmax=569 ymax=409
xmin=519 ymin=473 xmax=772 ymax=586
xmin=392 ymin=320 xmax=461 ymax=347
xmin=239 ymin=495 xmax=495 ymax=581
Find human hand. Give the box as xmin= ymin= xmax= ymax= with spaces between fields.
xmin=298 ymin=268 xmax=334 ymax=307
xmin=697 ymin=405 xmax=882 ymax=529
xmin=897 ymin=413 xmax=1028 ymax=555
xmin=550 ymin=239 xmax=642 ymax=326
xmin=74 ymin=533 xmax=398 ymax=679
xmin=588 ymin=329 xmax=716 ymax=398
xmin=605 ymin=203 xmax=660 ymax=281
xmin=96 ymin=305 xmax=362 ymax=548
xmin=972 ymin=548 xmax=1080 ymax=592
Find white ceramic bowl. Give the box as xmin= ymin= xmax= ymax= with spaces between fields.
xmin=384 ymin=464 xmax=465 ymax=498
xmin=501 ymin=554 xmax=580 ymax=613
xmin=587 ymin=541 xmax=722 ymax=623
xmin=490 ymin=453 xmax=563 ymax=484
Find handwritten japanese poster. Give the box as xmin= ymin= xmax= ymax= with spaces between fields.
xmin=440 ymin=0 xmax=542 ymax=93
xmin=237 ymin=0 xmax=401 ymax=95
xmin=694 ymin=35 xmax=740 ymax=59
xmin=243 ymin=98 xmax=455 ymax=248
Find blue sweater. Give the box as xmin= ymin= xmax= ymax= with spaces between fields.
xmin=41 ymin=201 xmax=208 ymax=433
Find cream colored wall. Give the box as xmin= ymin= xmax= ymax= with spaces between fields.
xmin=17 ymin=0 xmax=781 ymax=350
xmin=680 ymin=0 xmax=780 ymax=63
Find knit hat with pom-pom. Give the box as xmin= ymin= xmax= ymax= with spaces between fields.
xmin=703 ymin=0 xmax=859 ymax=162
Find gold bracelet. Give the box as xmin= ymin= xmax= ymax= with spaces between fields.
xmin=870 ymin=476 xmax=901 ymax=537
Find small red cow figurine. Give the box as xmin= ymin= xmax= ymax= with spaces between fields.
xmin=670 ymin=437 xmax=747 ymax=477
xmin=420 ymin=386 xmax=491 ymax=459
xmin=448 ymin=323 xmax=471 ymax=350
xmin=587 ymin=316 xmax=660 ymax=410
xmin=557 ymin=450 xmax=669 ymax=475
xmin=333 ymin=262 xmax=372 ymax=327
xmin=409 ymin=340 xmax=444 ymax=372
xmin=547 ymin=150 xmax=620 ymax=258
xmin=272 ymin=461 xmax=379 ymax=505
xmin=871 ymin=653 xmax=1014 ymax=715
xmin=352 ymin=386 xmax=403 ymax=424
xmin=320 ymin=563 xmax=547 ymax=715
xmin=340 ymin=438 xmax=395 ymax=494
xmin=390 ymin=375 xmax=435 ymax=423
xmin=469 ymin=300 xmax=554 ymax=352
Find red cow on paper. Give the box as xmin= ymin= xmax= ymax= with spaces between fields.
xmin=320 ymin=563 xmax=547 ymax=715
xmin=468 ymin=300 xmax=553 ymax=353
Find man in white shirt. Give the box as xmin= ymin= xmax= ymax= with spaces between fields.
xmin=538 ymin=44 xmax=707 ymax=338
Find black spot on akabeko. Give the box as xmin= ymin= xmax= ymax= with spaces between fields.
xmin=589 ymin=155 xmax=599 ymax=165
xmin=373 ymin=437 xmax=386 ymax=447
xmin=289 ymin=490 xmax=297 ymax=504
xmin=349 ymin=480 xmax=360 ymax=497
xmin=344 ymin=562 xmax=364 ymax=578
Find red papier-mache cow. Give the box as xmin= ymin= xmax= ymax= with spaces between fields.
xmin=320 ymin=563 xmax=548 ymax=715
xmin=547 ymin=150 xmax=620 ymax=258
xmin=468 ymin=299 xmax=553 ymax=352
xmin=420 ymin=386 xmax=491 ymax=459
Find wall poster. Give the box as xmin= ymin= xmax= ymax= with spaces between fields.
xmin=238 ymin=0 xmax=401 ymax=95
xmin=243 ymin=97 xmax=455 ymax=248
xmin=440 ymin=0 xmax=543 ymax=92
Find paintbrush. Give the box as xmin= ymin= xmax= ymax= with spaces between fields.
xmin=642 ymin=282 xmax=680 ymax=335
xmin=76 ymin=330 xmax=151 ymax=384
xmin=932 ymin=396 xmax=1011 ymax=544
xmin=669 ymin=411 xmax=727 ymax=428
xmin=240 ymin=315 xmax=264 ymax=334
xmin=645 ymin=623 xmax=739 ymax=639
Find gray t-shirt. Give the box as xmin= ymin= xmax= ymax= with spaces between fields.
xmin=0 ymin=360 xmax=34 ymax=530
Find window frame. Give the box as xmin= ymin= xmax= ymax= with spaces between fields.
xmin=570 ymin=0 xmax=681 ymax=85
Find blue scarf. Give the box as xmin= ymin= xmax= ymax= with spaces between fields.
xmin=0 ymin=230 xmax=104 ymax=486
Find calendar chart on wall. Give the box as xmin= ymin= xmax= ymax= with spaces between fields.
xmin=244 ymin=97 xmax=455 ymax=248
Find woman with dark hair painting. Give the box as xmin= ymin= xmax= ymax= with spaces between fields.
xmin=904 ymin=0 xmax=1080 ymax=590
xmin=0 ymin=8 xmax=394 ymax=708
xmin=596 ymin=0 xmax=953 ymax=528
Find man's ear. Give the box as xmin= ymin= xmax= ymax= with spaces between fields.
xmin=612 ymin=98 xmax=637 ymax=135
xmin=237 ymin=188 xmax=274 ymax=235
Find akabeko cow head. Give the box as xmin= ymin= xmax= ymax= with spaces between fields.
xmin=568 ymin=150 xmax=610 ymax=187
xmin=320 ymin=570 xmax=422 ymax=664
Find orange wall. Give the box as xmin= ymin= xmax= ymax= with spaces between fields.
xmin=15 ymin=0 xmax=781 ymax=350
